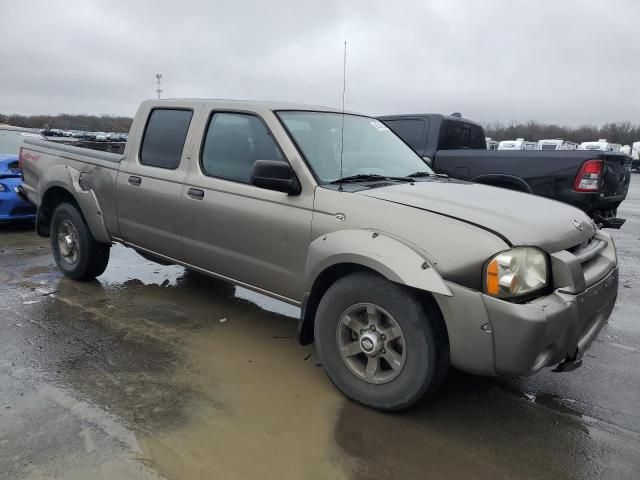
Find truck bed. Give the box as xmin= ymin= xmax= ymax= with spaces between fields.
xmin=22 ymin=137 xmax=123 ymax=165
xmin=19 ymin=137 xmax=124 ymax=238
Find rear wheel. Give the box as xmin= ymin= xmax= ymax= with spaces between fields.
xmin=314 ymin=272 xmax=449 ymax=411
xmin=50 ymin=202 xmax=110 ymax=280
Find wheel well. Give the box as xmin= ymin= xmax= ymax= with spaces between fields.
xmin=472 ymin=175 xmax=532 ymax=193
xmin=36 ymin=186 xmax=78 ymax=237
xmin=299 ymin=263 xmax=449 ymax=348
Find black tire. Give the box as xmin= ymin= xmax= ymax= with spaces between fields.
xmin=314 ymin=272 xmax=449 ymax=411
xmin=50 ymin=202 xmax=110 ymax=281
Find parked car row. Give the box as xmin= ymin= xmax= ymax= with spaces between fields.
xmin=40 ymin=129 xmax=128 ymax=142
xmin=16 ymin=98 xmax=621 ymax=411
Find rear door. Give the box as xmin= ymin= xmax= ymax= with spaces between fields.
xmin=115 ymin=106 xmax=196 ymax=260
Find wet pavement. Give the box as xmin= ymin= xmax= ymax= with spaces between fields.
xmin=1 ymin=178 xmax=639 ymax=480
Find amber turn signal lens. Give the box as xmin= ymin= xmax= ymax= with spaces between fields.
xmin=486 ymin=259 xmax=499 ymax=295
xmin=484 ymin=247 xmax=548 ymax=299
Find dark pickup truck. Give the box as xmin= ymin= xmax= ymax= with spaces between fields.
xmin=379 ymin=114 xmax=632 ymax=228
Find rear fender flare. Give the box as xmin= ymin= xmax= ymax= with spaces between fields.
xmin=38 ymin=164 xmax=110 ymax=243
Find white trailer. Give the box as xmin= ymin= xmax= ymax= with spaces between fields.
xmin=631 ymin=142 xmax=640 ymax=171
xmin=538 ymin=139 xmax=579 ymax=151
xmin=498 ymin=138 xmax=538 ymax=150
xmin=580 ymin=139 xmax=621 ymax=152
xmin=485 ymin=137 xmax=499 ymax=150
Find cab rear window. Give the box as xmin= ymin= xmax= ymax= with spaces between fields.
xmin=438 ymin=120 xmax=486 ymax=150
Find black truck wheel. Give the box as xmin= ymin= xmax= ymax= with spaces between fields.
xmin=314 ymin=272 xmax=449 ymax=411
xmin=50 ymin=202 xmax=110 ymax=280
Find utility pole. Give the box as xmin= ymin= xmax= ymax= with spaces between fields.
xmin=155 ymin=73 xmax=163 ymax=99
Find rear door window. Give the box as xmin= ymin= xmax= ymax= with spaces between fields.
xmin=381 ymin=119 xmax=426 ymax=153
xmin=200 ymin=112 xmax=283 ymax=183
xmin=140 ymin=109 xmax=193 ymax=169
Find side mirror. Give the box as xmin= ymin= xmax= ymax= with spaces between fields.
xmin=251 ymin=160 xmax=301 ymax=195
xmin=422 ymin=156 xmax=433 ymax=167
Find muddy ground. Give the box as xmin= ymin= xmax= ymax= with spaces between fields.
xmin=1 ymin=176 xmax=639 ymax=480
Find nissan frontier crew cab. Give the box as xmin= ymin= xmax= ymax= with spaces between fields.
xmin=19 ymin=99 xmax=619 ymax=410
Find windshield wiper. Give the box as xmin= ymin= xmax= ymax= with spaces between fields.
xmin=329 ymin=174 xmax=414 ymax=184
xmin=408 ymin=171 xmax=449 ymax=179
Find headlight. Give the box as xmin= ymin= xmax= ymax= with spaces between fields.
xmin=484 ymin=247 xmax=548 ymax=299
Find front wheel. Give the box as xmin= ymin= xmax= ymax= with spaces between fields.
xmin=50 ymin=202 xmax=110 ymax=280
xmin=314 ymin=272 xmax=449 ymax=411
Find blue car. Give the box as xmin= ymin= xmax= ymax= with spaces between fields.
xmin=0 ymin=128 xmax=40 ymax=223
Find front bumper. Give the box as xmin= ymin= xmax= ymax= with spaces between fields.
xmin=486 ymin=266 xmax=617 ymax=375
xmin=0 ymin=180 xmax=37 ymax=222
xmin=434 ymin=259 xmax=618 ymax=377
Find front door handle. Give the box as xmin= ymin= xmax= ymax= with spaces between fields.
xmin=187 ymin=188 xmax=204 ymax=200
xmin=128 ymin=175 xmax=142 ymax=186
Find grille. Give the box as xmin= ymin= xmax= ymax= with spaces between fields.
xmin=569 ymin=235 xmax=613 ymax=287
xmin=570 ymin=236 xmax=606 ymax=263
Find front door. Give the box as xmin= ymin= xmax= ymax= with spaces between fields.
xmin=180 ymin=111 xmax=313 ymax=302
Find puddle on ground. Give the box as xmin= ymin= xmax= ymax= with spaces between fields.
xmin=2 ymin=233 xmax=640 ymax=480
xmin=99 ymin=244 xmax=301 ymax=319
xmin=333 ymin=371 xmax=640 ymax=480
xmin=2 ymin=242 xmax=347 ymax=479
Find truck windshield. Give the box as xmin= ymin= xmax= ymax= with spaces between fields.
xmin=277 ymin=111 xmax=433 ymax=183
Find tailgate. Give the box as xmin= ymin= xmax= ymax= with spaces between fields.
xmin=600 ymin=153 xmax=631 ymax=198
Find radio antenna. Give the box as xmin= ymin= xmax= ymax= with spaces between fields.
xmin=338 ymin=41 xmax=347 ymax=190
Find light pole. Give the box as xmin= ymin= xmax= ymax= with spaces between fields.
xmin=155 ymin=73 xmax=163 ymax=99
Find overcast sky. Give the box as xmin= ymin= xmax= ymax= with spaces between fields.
xmin=1 ymin=0 xmax=638 ymax=125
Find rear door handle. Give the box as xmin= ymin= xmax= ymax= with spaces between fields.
xmin=128 ymin=175 xmax=142 ymax=186
xmin=187 ymin=188 xmax=204 ymax=200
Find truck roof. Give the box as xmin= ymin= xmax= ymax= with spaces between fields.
xmin=377 ymin=113 xmax=483 ymax=128
xmin=143 ymin=98 xmax=356 ymax=115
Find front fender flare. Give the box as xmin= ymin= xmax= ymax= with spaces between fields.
xmin=304 ymin=229 xmax=452 ymax=296
xmin=38 ymin=164 xmax=110 ymax=243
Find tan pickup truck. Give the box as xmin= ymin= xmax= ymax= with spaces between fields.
xmin=19 ymin=99 xmax=619 ymax=410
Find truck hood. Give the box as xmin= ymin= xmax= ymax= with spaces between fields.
xmin=358 ymin=180 xmax=596 ymax=252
